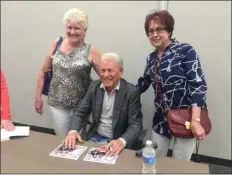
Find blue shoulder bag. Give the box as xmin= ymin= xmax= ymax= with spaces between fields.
xmin=42 ymin=37 xmax=63 ymax=96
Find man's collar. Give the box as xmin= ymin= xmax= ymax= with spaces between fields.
xmin=100 ymin=80 xmax=120 ymax=92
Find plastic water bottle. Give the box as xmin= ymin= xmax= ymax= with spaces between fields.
xmin=142 ymin=140 xmax=156 ymax=174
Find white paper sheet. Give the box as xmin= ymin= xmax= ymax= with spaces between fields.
xmin=1 ymin=126 xmax=30 ymax=141
xmin=1 ymin=130 xmax=10 ymax=141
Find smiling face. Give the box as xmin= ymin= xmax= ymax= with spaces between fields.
xmin=65 ymin=19 xmax=87 ymax=44
xmin=148 ymin=20 xmax=170 ymax=50
xmin=100 ymin=59 xmax=123 ymax=92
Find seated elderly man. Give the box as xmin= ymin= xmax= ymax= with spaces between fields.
xmin=63 ymin=53 xmax=143 ymax=156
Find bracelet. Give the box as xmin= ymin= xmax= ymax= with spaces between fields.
xmin=192 ymin=117 xmax=200 ymax=122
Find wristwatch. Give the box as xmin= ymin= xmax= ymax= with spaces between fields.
xmin=192 ymin=117 xmax=201 ymax=122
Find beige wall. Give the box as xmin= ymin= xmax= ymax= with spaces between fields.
xmin=1 ymin=1 xmax=158 ymax=147
xmin=1 ymin=1 xmax=231 ymax=160
xmin=169 ymin=1 xmax=231 ymax=160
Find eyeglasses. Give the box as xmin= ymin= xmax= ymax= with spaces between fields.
xmin=148 ymin=27 xmax=166 ymax=36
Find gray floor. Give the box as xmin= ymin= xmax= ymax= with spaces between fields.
xmin=167 ymin=151 xmax=231 ymax=174
xmin=208 ymin=164 xmax=231 ymax=174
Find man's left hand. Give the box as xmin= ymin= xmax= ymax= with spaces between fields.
xmin=99 ymin=139 xmax=125 ymax=156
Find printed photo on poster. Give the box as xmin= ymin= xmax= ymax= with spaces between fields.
xmin=83 ymin=148 xmax=118 ymax=164
xmin=49 ymin=144 xmax=88 ymax=160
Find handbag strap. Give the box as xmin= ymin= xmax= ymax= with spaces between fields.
xmin=194 ymin=140 xmax=201 ymax=162
xmin=153 ymin=56 xmax=166 ymax=109
xmin=53 ymin=37 xmax=63 ymax=55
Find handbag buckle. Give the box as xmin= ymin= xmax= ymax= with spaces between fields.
xmin=185 ymin=121 xmax=191 ymax=130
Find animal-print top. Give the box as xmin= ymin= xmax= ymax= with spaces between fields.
xmin=48 ymin=42 xmax=92 ymax=109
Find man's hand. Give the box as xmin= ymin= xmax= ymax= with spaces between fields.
xmin=191 ymin=120 xmax=205 ymax=140
xmin=62 ymin=131 xmax=84 ymax=148
xmin=99 ymin=139 xmax=125 ymax=156
xmin=1 ymin=120 xmax=15 ymax=131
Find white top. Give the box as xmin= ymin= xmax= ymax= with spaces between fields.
xmin=96 ymin=82 xmax=120 ymax=138
xmin=146 ymin=140 xmax=153 ymax=146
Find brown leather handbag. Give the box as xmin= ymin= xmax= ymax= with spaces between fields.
xmin=167 ymin=108 xmax=211 ymax=138
xmin=153 ymin=57 xmax=212 ymax=138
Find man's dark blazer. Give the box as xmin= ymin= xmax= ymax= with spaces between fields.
xmin=70 ymin=78 xmax=143 ymax=149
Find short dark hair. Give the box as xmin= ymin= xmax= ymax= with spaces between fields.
xmin=145 ymin=10 xmax=175 ymax=39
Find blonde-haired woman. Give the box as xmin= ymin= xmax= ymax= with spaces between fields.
xmin=35 ymin=8 xmax=101 ymax=136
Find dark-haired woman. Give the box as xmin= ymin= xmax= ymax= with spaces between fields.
xmin=137 ymin=10 xmax=207 ymax=161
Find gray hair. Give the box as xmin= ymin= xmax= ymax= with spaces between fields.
xmin=101 ymin=53 xmax=124 ymax=69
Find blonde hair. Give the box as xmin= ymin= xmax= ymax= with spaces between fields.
xmin=101 ymin=53 xmax=124 ymax=69
xmin=63 ymin=8 xmax=88 ymax=29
